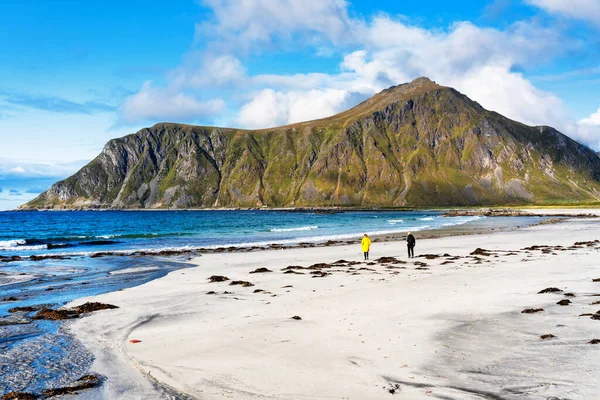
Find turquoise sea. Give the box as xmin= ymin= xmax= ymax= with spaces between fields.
xmin=0 ymin=210 xmax=485 ymax=258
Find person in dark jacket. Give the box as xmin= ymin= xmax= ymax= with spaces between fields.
xmin=406 ymin=231 xmax=416 ymax=258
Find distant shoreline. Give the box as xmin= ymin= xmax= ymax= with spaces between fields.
xmin=8 ymin=205 xmax=600 ymax=218
xmin=1 ymin=214 xmax=574 ymax=264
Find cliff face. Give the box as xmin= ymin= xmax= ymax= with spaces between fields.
xmin=24 ymin=78 xmax=600 ymax=209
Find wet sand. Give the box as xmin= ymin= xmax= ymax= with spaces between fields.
xmin=68 ymin=213 xmax=600 ymax=399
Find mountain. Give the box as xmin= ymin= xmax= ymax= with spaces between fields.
xmin=23 ymin=78 xmax=600 ymax=209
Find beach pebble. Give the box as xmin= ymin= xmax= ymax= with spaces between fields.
xmin=540 ymin=334 xmax=556 ymax=340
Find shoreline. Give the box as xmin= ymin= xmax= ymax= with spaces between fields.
xmin=9 ymin=204 xmax=600 ymax=212
xmin=65 ymin=213 xmax=600 ymax=399
xmin=1 ymin=214 xmax=567 ymax=263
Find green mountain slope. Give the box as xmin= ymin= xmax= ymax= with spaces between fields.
xmin=23 ymin=78 xmax=600 ymax=209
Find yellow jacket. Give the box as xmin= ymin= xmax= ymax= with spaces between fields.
xmin=361 ymin=236 xmax=371 ymax=252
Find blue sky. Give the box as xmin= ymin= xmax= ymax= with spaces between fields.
xmin=1 ymin=0 xmax=600 ymax=209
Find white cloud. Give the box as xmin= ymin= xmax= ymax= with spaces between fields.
xmin=576 ymin=107 xmax=600 ymax=150
xmin=528 ymin=0 xmax=600 ymax=25
xmin=0 ymin=158 xmax=86 ymax=178
xmin=170 ymin=54 xmax=247 ymax=89
xmin=120 ymin=81 xmax=225 ymax=123
xmin=120 ymin=0 xmax=600 ymax=150
xmin=235 ymin=15 xmax=571 ymax=134
xmin=237 ymin=88 xmax=358 ymax=128
xmin=580 ymin=107 xmax=600 ymax=126
xmin=196 ymin=0 xmax=358 ymax=50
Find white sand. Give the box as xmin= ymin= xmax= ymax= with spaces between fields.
xmin=69 ymin=216 xmax=600 ymax=399
xmin=520 ymin=207 xmax=600 ymax=216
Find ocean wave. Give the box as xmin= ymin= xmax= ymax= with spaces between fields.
xmin=440 ymin=215 xmax=483 ymax=226
xmin=419 ymin=217 xmax=435 ymax=221
xmin=0 ymin=239 xmax=48 ymax=251
xmin=94 ymin=232 xmax=182 ymax=239
xmin=47 ymin=243 xmax=73 ymax=250
xmin=12 ymin=215 xmax=487 ymax=258
xmin=270 ymin=225 xmax=319 ymax=232
xmin=36 ymin=226 xmax=433 ymax=258
xmin=1 ymin=244 xmax=48 ymax=252
xmin=78 ymin=240 xmax=120 ymax=246
xmin=387 ymin=219 xmax=404 ymax=224
xmin=0 ymin=239 xmax=26 ymax=249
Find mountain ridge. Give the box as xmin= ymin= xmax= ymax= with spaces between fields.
xmin=23 ymin=77 xmax=600 ymax=209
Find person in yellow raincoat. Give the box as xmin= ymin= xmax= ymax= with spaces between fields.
xmin=361 ymin=234 xmax=371 ymax=260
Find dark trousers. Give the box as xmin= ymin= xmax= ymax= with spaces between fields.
xmin=408 ymin=245 xmax=414 ymax=258
xmin=364 ymin=251 xmax=369 ymax=260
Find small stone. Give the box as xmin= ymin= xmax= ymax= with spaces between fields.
xmin=249 ymin=267 xmax=272 ymax=274
xmin=521 ymin=308 xmax=544 ymax=314
xmin=208 ymin=275 xmax=229 ymax=283
xmin=229 ymin=280 xmax=254 ymax=287
xmin=540 ymin=334 xmax=556 ymax=340
xmin=538 ymin=287 xmax=562 ymax=294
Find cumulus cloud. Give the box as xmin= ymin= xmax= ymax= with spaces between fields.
xmin=120 ymin=81 xmax=226 ymax=123
xmin=580 ymin=107 xmax=600 ymax=126
xmin=575 ymin=108 xmax=600 ymax=149
xmin=237 ymin=88 xmax=364 ymax=128
xmin=235 ymin=16 xmax=571 ymax=132
xmin=528 ymin=0 xmax=600 ymax=25
xmin=170 ymin=54 xmax=247 ymax=88
xmin=119 ymin=0 xmax=600 ymax=150
xmin=196 ymin=0 xmax=357 ymax=50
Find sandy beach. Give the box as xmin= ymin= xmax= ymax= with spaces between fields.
xmin=68 ymin=213 xmax=600 ymax=400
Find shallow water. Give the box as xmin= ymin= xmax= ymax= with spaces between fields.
xmin=0 ymin=255 xmax=189 ymax=395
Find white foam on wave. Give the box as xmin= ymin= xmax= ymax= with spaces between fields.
xmin=0 ymin=239 xmax=26 ymax=249
xmin=32 ymin=216 xmax=486 ymax=258
xmin=387 ymin=219 xmax=404 ymax=224
xmin=0 ymin=239 xmax=47 ymax=251
xmin=419 ymin=217 xmax=435 ymax=221
xmin=440 ymin=215 xmax=482 ymax=227
xmin=270 ymin=225 xmax=319 ymax=232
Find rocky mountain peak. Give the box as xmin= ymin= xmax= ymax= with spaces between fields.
xmin=23 ymin=79 xmax=600 ymax=209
